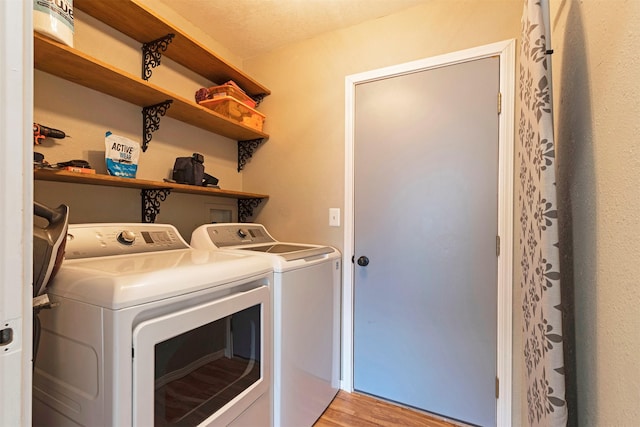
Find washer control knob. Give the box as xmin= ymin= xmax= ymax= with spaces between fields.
xmin=237 ymin=229 xmax=248 ymax=239
xmin=357 ymin=256 xmax=370 ymax=267
xmin=117 ymin=230 xmax=136 ymax=245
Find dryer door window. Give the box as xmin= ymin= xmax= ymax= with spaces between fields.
xmin=132 ymin=285 xmax=270 ymax=426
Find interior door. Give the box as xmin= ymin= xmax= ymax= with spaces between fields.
xmin=353 ymin=57 xmax=500 ymax=426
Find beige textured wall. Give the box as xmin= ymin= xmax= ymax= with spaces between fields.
xmin=243 ymin=1 xmax=522 ymax=249
xmin=550 ymin=1 xmax=640 ymax=425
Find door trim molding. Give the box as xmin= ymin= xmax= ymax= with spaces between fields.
xmin=343 ymin=39 xmax=515 ymax=426
xmin=0 ymin=0 xmax=33 ymax=424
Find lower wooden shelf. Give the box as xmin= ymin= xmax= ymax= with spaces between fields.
xmin=34 ymin=169 xmax=268 ymax=199
xmin=34 ymin=169 xmax=268 ymax=222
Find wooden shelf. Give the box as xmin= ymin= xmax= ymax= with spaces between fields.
xmin=34 ymin=34 xmax=269 ymax=142
xmin=74 ymin=0 xmax=270 ymax=97
xmin=34 ymin=169 xmax=269 ymax=200
xmin=34 ymin=0 xmax=271 ymax=222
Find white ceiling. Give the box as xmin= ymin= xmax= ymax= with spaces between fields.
xmin=158 ymin=0 xmax=427 ymax=59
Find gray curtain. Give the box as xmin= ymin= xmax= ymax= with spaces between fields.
xmin=518 ymin=0 xmax=568 ymax=425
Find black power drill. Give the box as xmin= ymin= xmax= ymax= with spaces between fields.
xmin=33 ymin=123 xmax=70 ymax=145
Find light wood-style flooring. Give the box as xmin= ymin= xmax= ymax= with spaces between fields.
xmin=314 ymin=391 xmax=459 ymax=427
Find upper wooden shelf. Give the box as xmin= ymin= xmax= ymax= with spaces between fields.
xmin=34 ymin=169 xmax=269 ymax=200
xmin=74 ymin=0 xmax=270 ymax=97
xmin=34 ymin=33 xmax=269 ymax=141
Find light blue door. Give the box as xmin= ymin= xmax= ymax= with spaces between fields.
xmin=353 ymin=57 xmax=500 ymax=426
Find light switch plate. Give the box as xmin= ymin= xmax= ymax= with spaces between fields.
xmin=329 ymin=208 xmax=340 ymax=227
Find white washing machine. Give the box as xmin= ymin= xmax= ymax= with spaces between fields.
xmin=191 ymin=223 xmax=341 ymax=427
xmin=33 ymin=223 xmax=274 ymax=427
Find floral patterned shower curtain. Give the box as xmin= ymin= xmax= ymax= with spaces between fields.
xmin=518 ymin=0 xmax=568 ymax=425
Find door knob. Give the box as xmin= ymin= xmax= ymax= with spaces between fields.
xmin=357 ymin=256 xmax=370 ymax=267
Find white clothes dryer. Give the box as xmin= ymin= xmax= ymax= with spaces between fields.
xmin=33 ymin=223 xmax=273 ymax=427
xmin=191 ymin=223 xmax=341 ymax=427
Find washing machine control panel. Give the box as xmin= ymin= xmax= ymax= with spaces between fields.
xmin=204 ymin=224 xmax=276 ymax=247
xmin=65 ymin=224 xmax=189 ymax=259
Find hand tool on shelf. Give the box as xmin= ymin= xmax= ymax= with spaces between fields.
xmin=33 ymin=123 xmax=71 ymax=145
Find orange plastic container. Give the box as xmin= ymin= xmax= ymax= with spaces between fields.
xmin=199 ymin=96 xmax=265 ymax=132
xmin=195 ymin=84 xmax=257 ymax=108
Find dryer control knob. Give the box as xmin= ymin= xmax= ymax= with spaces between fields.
xmin=117 ymin=230 xmax=136 ymax=245
xmin=237 ymin=229 xmax=248 ymax=239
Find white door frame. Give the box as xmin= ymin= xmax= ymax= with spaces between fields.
xmin=0 ymin=0 xmax=33 ymax=425
xmin=343 ymin=39 xmax=515 ymax=426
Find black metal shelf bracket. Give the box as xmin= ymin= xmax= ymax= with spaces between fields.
xmin=142 ymin=34 xmax=175 ymax=81
xmin=142 ymin=100 xmax=173 ymax=152
xmin=238 ymin=138 xmax=264 ymax=172
xmin=141 ymin=188 xmax=171 ymax=223
xmin=238 ymin=198 xmax=264 ymax=223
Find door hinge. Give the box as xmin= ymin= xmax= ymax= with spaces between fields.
xmin=496 ymin=377 xmax=500 ymax=399
xmin=497 ymin=92 xmax=502 ymax=115
xmin=496 ymin=235 xmax=501 ymax=257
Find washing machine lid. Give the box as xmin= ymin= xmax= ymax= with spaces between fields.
xmin=237 ymin=243 xmax=334 ymax=261
xmin=48 ymin=223 xmax=272 ymax=309
xmin=190 ymin=223 xmax=339 ymax=268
